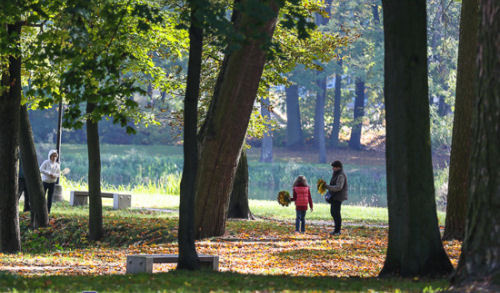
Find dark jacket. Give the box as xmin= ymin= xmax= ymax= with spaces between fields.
xmin=328 ymin=170 xmax=348 ymax=202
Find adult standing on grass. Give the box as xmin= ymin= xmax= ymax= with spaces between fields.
xmin=326 ymin=160 xmax=348 ymax=235
xmin=40 ymin=150 xmax=60 ymax=214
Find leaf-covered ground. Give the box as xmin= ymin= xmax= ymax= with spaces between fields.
xmin=0 ymin=210 xmax=461 ymax=279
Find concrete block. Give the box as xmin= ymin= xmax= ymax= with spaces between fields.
xmin=126 ymin=255 xmax=153 ymax=274
xmin=113 ymin=193 xmax=131 ymax=210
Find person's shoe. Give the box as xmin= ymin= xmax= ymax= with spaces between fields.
xmin=329 ymin=231 xmax=341 ymax=236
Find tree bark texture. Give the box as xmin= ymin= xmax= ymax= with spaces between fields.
xmin=285 ymin=85 xmax=303 ymax=148
xmin=260 ymin=96 xmax=273 ymax=163
xmin=443 ymin=0 xmax=479 ymax=241
xmin=379 ymin=0 xmax=453 ymax=277
xmin=0 ymin=23 xmax=22 ymax=253
xmin=19 ymin=105 xmax=49 ymax=228
xmin=86 ymin=102 xmax=103 ymax=241
xmin=314 ymin=77 xmax=327 ymax=163
xmin=194 ymin=0 xmax=280 ymax=239
xmin=55 ymin=99 xmax=63 ymax=185
xmin=177 ymin=2 xmax=202 ymax=270
xmin=452 ymin=0 xmax=500 ymax=288
xmin=330 ymin=59 xmax=342 ymax=148
xmin=349 ymin=78 xmax=365 ymax=150
xmin=228 ymin=150 xmax=252 ymax=219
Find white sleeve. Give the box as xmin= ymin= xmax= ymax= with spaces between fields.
xmin=39 ymin=161 xmax=51 ymax=176
xmin=54 ymin=163 xmax=61 ymax=177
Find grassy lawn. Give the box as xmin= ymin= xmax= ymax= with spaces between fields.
xmin=9 ymin=144 xmax=451 ymax=291
xmin=50 ymin=188 xmax=446 ymax=226
xmin=0 ymin=199 xmax=459 ymax=292
xmin=0 ymin=271 xmax=450 ymax=292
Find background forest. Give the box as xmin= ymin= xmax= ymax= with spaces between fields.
xmin=27 ymin=0 xmax=460 ymax=209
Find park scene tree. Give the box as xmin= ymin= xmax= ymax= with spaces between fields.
xmin=0 ymin=0 xmax=498 ymax=292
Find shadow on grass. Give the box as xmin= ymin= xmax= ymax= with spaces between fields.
xmin=0 ymin=270 xmax=449 ymax=292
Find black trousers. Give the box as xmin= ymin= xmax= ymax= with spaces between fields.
xmin=330 ymin=200 xmax=342 ymax=233
xmin=43 ymin=182 xmax=55 ymax=213
xmin=18 ymin=178 xmax=30 ymax=212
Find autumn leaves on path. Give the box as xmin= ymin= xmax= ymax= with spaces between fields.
xmin=0 ymin=213 xmax=461 ymax=277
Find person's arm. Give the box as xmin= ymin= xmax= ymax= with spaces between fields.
xmin=39 ymin=161 xmax=51 ymax=176
xmin=308 ymin=188 xmax=313 ymax=210
xmin=291 ymin=188 xmax=297 ymax=202
xmin=53 ymin=163 xmax=61 ymax=177
xmin=326 ymin=175 xmax=345 ymax=192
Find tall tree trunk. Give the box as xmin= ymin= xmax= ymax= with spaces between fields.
xmin=379 ymin=0 xmax=453 ymax=277
xmin=55 ymin=99 xmax=63 ymax=184
xmin=0 ymin=23 xmax=22 ymax=253
xmin=314 ymin=77 xmax=327 ymax=163
xmin=314 ymin=3 xmax=329 ymax=162
xmin=330 ymin=59 xmax=342 ymax=148
xmin=86 ymin=102 xmax=103 ymax=241
xmin=228 ymin=149 xmax=252 ymax=219
xmin=349 ymin=78 xmax=365 ymax=150
xmin=194 ymin=0 xmax=281 ymax=239
xmin=260 ymin=96 xmax=273 ymax=162
xmin=19 ymin=105 xmax=49 ymax=228
xmin=452 ymin=0 xmax=500 ymax=289
xmin=177 ymin=0 xmax=202 ymax=270
xmin=285 ymin=85 xmax=303 ymax=148
xmin=443 ymin=0 xmax=479 ymax=241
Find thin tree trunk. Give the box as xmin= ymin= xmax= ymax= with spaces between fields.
xmin=19 ymin=105 xmax=49 ymax=228
xmin=86 ymin=102 xmax=103 ymax=241
xmin=451 ymin=0 xmax=500 ymax=289
xmin=443 ymin=0 xmax=478 ymax=241
xmin=315 ymin=77 xmax=327 ymax=163
xmin=194 ymin=0 xmax=281 ymax=239
xmin=0 ymin=23 xmax=22 ymax=253
xmin=349 ymin=78 xmax=365 ymax=150
xmin=177 ymin=0 xmax=202 ymax=270
xmin=330 ymin=59 xmax=342 ymax=148
xmin=228 ymin=149 xmax=253 ymax=219
xmin=55 ymin=99 xmax=63 ymax=184
xmin=379 ymin=0 xmax=453 ymax=277
xmin=285 ymin=85 xmax=303 ymax=148
xmin=260 ymin=96 xmax=273 ymax=162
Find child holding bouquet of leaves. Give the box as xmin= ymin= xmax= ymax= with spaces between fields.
xmin=291 ymin=175 xmax=313 ymax=233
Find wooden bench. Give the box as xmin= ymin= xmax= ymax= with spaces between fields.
xmin=126 ymin=254 xmax=219 ymax=274
xmin=70 ymin=191 xmax=131 ymax=210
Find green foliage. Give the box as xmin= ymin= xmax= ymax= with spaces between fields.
xmin=430 ymin=106 xmax=453 ymax=153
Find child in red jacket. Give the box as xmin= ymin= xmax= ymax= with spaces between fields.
xmin=291 ymin=175 xmax=313 ymax=233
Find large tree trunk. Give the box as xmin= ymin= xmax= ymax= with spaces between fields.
xmin=379 ymin=0 xmax=453 ymax=277
xmin=260 ymin=96 xmax=273 ymax=162
xmin=0 ymin=23 xmax=22 ymax=253
xmin=330 ymin=59 xmax=342 ymax=148
xmin=314 ymin=77 xmax=327 ymax=163
xmin=194 ymin=0 xmax=281 ymax=239
xmin=451 ymin=0 xmax=500 ymax=289
xmin=19 ymin=105 xmax=49 ymax=228
xmin=228 ymin=150 xmax=252 ymax=219
xmin=177 ymin=1 xmax=202 ymax=270
xmin=442 ymin=0 xmax=479 ymax=241
xmin=285 ymin=85 xmax=303 ymax=149
xmin=86 ymin=102 xmax=103 ymax=241
xmin=349 ymin=78 xmax=365 ymax=150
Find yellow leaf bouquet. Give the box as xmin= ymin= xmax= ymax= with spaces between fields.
xmin=277 ymin=190 xmax=291 ymax=207
xmin=317 ymin=179 xmax=327 ymax=195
